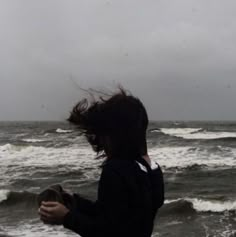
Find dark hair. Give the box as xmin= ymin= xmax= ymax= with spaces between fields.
xmin=68 ymin=89 xmax=148 ymax=160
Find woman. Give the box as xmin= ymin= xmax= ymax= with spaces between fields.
xmin=38 ymin=89 xmax=164 ymax=237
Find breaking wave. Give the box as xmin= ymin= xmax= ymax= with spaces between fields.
xmin=0 ymin=190 xmax=9 ymax=203
xmin=164 ymin=198 xmax=236 ymax=213
xmin=0 ymin=190 xmax=37 ymax=207
xmin=56 ymin=128 xmax=73 ymax=134
xmin=22 ymin=139 xmax=47 ymax=143
xmin=149 ymin=146 xmax=236 ymax=169
xmin=159 ymin=128 xmax=236 ymax=140
xmin=1 ymin=143 xmax=236 ymax=170
xmin=1 ymin=190 xmax=235 ymax=214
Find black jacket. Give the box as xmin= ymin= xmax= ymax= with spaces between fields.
xmin=63 ymin=157 xmax=164 ymax=237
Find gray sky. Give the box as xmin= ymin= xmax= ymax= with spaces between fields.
xmin=1 ymin=0 xmax=236 ymax=121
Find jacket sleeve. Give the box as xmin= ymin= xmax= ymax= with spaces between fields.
xmin=63 ymin=166 xmax=140 ymax=237
xmin=150 ymin=164 xmax=164 ymax=214
xmin=71 ymin=194 xmax=98 ymax=216
xmin=135 ymin=158 xmax=164 ymax=212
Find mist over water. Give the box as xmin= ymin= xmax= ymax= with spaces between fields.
xmin=0 ymin=121 xmax=236 ymax=237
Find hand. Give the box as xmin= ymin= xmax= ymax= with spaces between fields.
xmin=38 ymin=201 xmax=69 ymax=225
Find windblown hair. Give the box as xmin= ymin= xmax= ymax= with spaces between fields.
xmin=68 ymin=89 xmax=148 ymax=160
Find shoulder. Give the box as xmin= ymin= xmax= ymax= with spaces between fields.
xmin=101 ymin=158 xmax=139 ymax=178
xmin=102 ymin=158 xmax=134 ymax=169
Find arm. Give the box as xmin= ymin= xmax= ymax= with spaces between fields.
xmin=150 ymin=165 xmax=164 ymax=213
xmin=141 ymin=156 xmax=165 ymax=211
xmin=63 ymin=166 xmax=140 ymax=237
xmin=71 ymin=193 xmax=98 ymax=216
xmin=38 ymin=193 xmax=98 ymax=225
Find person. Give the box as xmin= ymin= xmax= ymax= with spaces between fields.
xmin=38 ymin=88 xmax=164 ymax=237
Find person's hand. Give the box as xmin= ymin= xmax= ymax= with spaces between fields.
xmin=38 ymin=201 xmax=69 ymax=225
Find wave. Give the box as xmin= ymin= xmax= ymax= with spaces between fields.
xmin=1 ymin=143 xmax=236 ymax=170
xmin=0 ymin=190 xmax=9 ymax=203
xmin=160 ymin=128 xmax=236 ymax=140
xmin=160 ymin=128 xmax=202 ymax=136
xmin=164 ymin=198 xmax=236 ymax=214
xmin=0 ymin=144 xmax=101 ymax=181
xmin=0 ymin=143 xmax=24 ymax=152
xmin=182 ymin=132 xmax=236 ymax=140
xmin=1 ymin=190 xmax=235 ymax=215
xmin=149 ymin=128 xmax=161 ymax=133
xmin=56 ymin=128 xmax=73 ymax=133
xmin=212 ymin=136 xmax=236 ymax=142
xmin=149 ymin=146 xmax=236 ymax=169
xmin=22 ymin=139 xmax=47 ymax=143
xmin=0 ymin=190 xmax=37 ymax=207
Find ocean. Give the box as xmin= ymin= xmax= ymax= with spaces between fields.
xmin=0 ymin=121 xmax=235 ymax=237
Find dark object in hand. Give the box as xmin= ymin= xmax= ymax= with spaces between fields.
xmin=37 ymin=184 xmax=75 ymax=210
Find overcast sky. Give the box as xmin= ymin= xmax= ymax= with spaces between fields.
xmin=1 ymin=0 xmax=236 ymax=121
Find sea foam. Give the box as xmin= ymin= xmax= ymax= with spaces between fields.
xmin=165 ymin=198 xmax=236 ymax=213
xmin=56 ymin=128 xmax=73 ymax=133
xmin=160 ymin=128 xmax=236 ymax=140
xmin=0 ymin=144 xmax=101 ymax=182
xmin=189 ymin=198 xmax=236 ymax=212
xmin=1 ymin=144 xmax=236 ymax=170
xmin=5 ymin=221 xmax=78 ymax=237
xmin=149 ymin=146 xmax=236 ymax=168
xmin=0 ymin=190 xmax=9 ymax=203
xmin=22 ymin=139 xmax=47 ymax=143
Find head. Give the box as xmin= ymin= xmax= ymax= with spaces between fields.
xmin=68 ymin=88 xmax=148 ymax=160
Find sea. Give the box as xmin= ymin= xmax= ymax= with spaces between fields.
xmin=0 ymin=121 xmax=236 ymax=237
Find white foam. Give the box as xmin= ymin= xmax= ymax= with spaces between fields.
xmin=1 ymin=144 xmax=236 ymax=174
xmin=0 ymin=145 xmax=100 ymax=168
xmin=160 ymin=128 xmax=202 ymax=136
xmin=164 ymin=199 xmax=182 ymax=204
xmin=160 ymin=128 xmax=236 ymax=140
xmin=0 ymin=190 xmax=9 ymax=203
xmin=165 ymin=198 xmax=236 ymax=212
xmin=22 ymin=139 xmax=47 ymax=143
xmin=178 ymin=132 xmax=236 ymax=140
xmin=189 ymin=198 xmax=236 ymax=212
xmin=0 ymin=143 xmax=33 ymax=153
xmin=56 ymin=128 xmax=73 ymax=133
xmin=5 ymin=220 xmax=78 ymax=237
xmin=149 ymin=146 xmax=236 ymax=168
xmin=0 ymin=144 xmax=102 ymax=182
xmin=0 ymin=143 xmax=14 ymax=152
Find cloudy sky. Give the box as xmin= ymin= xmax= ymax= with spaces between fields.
xmin=1 ymin=0 xmax=236 ymax=121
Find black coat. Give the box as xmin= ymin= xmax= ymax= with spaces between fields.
xmin=63 ymin=157 xmax=164 ymax=237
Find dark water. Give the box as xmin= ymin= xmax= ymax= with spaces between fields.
xmin=0 ymin=121 xmax=236 ymax=237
